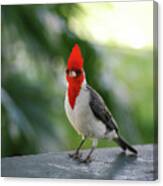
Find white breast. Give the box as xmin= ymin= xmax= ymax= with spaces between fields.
xmin=64 ymin=83 xmax=107 ymax=139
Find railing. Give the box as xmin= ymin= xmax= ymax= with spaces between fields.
xmin=1 ymin=144 xmax=158 ymax=181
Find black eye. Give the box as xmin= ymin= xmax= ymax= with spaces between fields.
xmin=66 ymin=69 xmax=69 ymax=74
xmin=76 ymin=69 xmax=82 ymax=75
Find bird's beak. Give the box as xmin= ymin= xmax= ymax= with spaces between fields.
xmin=69 ymin=70 xmax=77 ymax=78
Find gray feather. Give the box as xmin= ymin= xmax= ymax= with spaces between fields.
xmin=87 ymin=85 xmax=118 ymax=132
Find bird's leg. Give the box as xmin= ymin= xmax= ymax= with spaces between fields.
xmin=69 ymin=137 xmax=86 ymax=160
xmin=80 ymin=139 xmax=98 ymax=164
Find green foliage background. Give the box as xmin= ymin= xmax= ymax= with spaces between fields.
xmin=1 ymin=3 xmax=154 ymax=157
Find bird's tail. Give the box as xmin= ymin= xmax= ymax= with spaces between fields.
xmin=114 ymin=136 xmax=137 ymax=155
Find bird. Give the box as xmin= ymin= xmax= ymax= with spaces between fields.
xmin=64 ymin=43 xmax=137 ymax=163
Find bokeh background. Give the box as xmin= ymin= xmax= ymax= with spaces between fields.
xmin=1 ymin=1 xmax=155 ymax=157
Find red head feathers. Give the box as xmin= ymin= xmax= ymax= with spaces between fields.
xmin=67 ymin=44 xmax=83 ymax=70
xmin=66 ymin=44 xmax=85 ymax=109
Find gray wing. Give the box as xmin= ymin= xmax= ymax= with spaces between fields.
xmin=87 ymin=85 xmax=118 ymax=132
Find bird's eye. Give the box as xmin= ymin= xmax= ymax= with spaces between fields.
xmin=76 ymin=69 xmax=82 ymax=75
xmin=66 ymin=69 xmax=69 ymax=74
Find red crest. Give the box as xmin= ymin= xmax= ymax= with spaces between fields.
xmin=67 ymin=44 xmax=83 ymax=69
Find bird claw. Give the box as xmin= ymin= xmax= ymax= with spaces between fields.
xmin=68 ymin=152 xmax=82 ymax=160
xmin=69 ymin=152 xmax=93 ymax=164
xmin=79 ymin=156 xmax=92 ymax=164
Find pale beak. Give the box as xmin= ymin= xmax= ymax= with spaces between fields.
xmin=69 ymin=70 xmax=77 ymax=77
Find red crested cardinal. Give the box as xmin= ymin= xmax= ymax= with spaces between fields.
xmin=65 ymin=44 xmax=137 ymax=163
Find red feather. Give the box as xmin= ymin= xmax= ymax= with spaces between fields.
xmin=67 ymin=44 xmax=83 ymax=70
xmin=66 ymin=44 xmax=85 ymax=109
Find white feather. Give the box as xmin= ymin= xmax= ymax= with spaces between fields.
xmin=65 ymin=82 xmax=117 ymax=140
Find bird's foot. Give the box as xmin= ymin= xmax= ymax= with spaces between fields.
xmin=68 ymin=152 xmax=82 ymax=160
xmin=79 ymin=156 xmax=92 ymax=164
